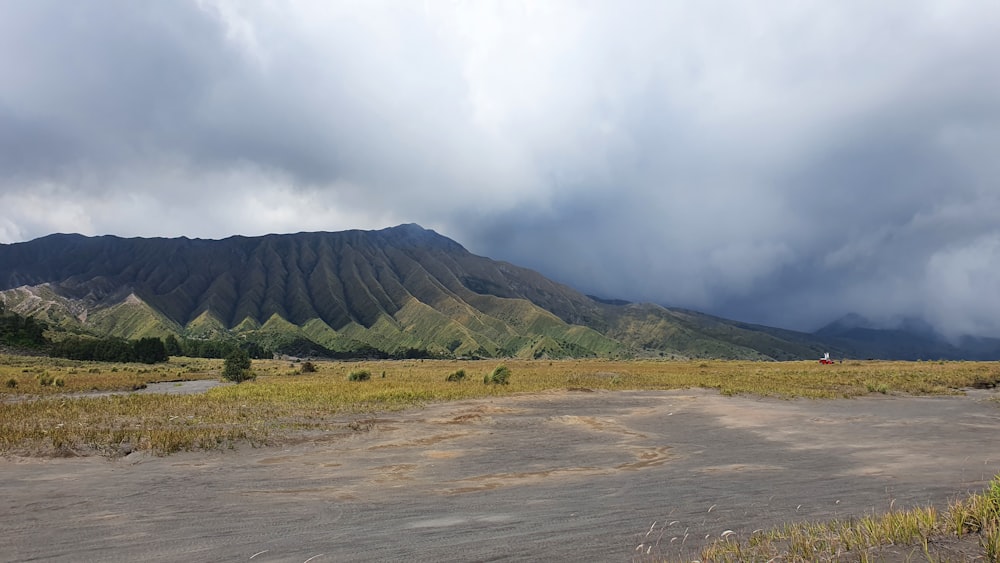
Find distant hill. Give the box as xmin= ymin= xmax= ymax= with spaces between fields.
xmin=815 ymin=314 xmax=1000 ymax=361
xmin=1 ymin=225 xmax=996 ymax=360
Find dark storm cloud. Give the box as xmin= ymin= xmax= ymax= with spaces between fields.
xmin=2 ymin=1 xmax=1000 ymax=337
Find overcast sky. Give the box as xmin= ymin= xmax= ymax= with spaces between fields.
xmin=2 ymin=1 xmax=1000 ymax=337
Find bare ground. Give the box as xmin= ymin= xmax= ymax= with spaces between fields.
xmin=3 ymin=388 xmax=999 ymax=562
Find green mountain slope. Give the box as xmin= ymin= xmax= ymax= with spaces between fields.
xmin=2 ymin=224 xmax=974 ymax=360
xmin=0 ymin=226 xmax=624 ymax=358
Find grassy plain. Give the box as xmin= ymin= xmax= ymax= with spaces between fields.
xmin=2 ymin=354 xmax=998 ymax=561
xmin=2 ymin=355 xmax=998 ymax=457
xmin=0 ymin=354 xmax=221 ymax=395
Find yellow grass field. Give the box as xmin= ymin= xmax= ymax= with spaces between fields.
xmin=1 ymin=354 xmax=998 ymax=457
xmin=3 ymin=354 xmax=998 ymax=561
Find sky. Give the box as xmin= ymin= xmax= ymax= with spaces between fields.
xmin=2 ymin=1 xmax=1000 ymax=337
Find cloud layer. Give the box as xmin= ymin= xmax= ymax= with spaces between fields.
xmin=2 ymin=1 xmax=1000 ymax=336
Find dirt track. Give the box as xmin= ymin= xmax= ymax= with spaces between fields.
xmin=3 ymin=388 xmax=999 ymax=562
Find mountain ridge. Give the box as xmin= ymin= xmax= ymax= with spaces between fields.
xmin=3 ymin=225 xmax=997 ymax=360
xmin=0 ymin=225 xmax=620 ymax=358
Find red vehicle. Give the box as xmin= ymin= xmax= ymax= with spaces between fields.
xmin=819 ymin=353 xmax=834 ymax=364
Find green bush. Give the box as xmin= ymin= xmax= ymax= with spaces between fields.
xmin=222 ymin=349 xmax=254 ymax=383
xmin=348 ymin=369 xmax=371 ymax=382
xmin=484 ymin=365 xmax=510 ymax=385
xmin=300 ymin=361 xmax=317 ymax=374
xmin=5 ymin=378 xmax=16 ymax=389
xmin=446 ymin=369 xmax=466 ymax=382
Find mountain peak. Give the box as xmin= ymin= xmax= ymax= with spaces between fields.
xmin=382 ymin=222 xmax=427 ymax=233
xmin=377 ymin=223 xmax=465 ymax=251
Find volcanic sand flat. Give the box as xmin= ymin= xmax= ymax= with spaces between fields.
xmin=3 ymin=388 xmax=999 ymax=562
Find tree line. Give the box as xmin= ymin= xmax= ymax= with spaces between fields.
xmin=1 ymin=304 xmax=270 ymax=363
xmin=50 ymin=335 xmax=270 ymax=364
xmin=162 ymin=334 xmax=268 ymax=361
xmin=0 ymin=303 xmax=48 ymax=349
xmin=50 ymin=336 xmax=170 ymax=364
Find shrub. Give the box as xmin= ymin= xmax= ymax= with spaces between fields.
xmin=866 ymin=380 xmax=889 ymax=394
xmin=300 ymin=361 xmax=317 ymax=374
xmin=222 ymin=349 xmax=254 ymax=383
xmin=54 ymin=377 xmax=65 ymax=387
xmin=446 ymin=369 xmax=466 ymax=382
xmin=5 ymin=378 xmax=16 ymax=389
xmin=348 ymin=369 xmax=371 ymax=382
xmin=484 ymin=365 xmax=511 ymax=385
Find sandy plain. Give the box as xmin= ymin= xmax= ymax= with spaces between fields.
xmin=3 ymin=388 xmax=999 ymax=562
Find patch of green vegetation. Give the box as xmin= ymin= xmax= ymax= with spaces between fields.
xmin=222 ymin=349 xmax=253 ymax=383
xmin=348 ymin=369 xmax=371 ymax=382
xmin=0 ymin=303 xmax=48 ymax=349
xmin=185 ymin=311 xmax=229 ymax=340
xmin=686 ymin=474 xmax=1000 ymax=562
xmin=232 ymin=316 xmax=262 ymax=333
xmin=51 ymin=336 xmax=168 ymax=364
xmin=85 ymin=296 xmax=183 ymax=340
xmin=603 ymin=304 xmax=779 ymax=360
xmin=484 ymin=364 xmax=510 ymax=385
xmin=865 ymin=380 xmax=890 ymax=394
xmin=299 ymin=318 xmax=341 ymax=349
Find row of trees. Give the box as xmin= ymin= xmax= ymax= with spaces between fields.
xmin=51 ymin=337 xmax=258 ymax=382
xmin=1 ymin=304 xmax=271 ymax=371
xmin=0 ymin=304 xmax=48 ymax=349
xmin=164 ymin=334 xmax=268 ymax=360
xmin=49 ymin=334 xmax=269 ymax=364
xmin=50 ymin=336 xmax=170 ymax=364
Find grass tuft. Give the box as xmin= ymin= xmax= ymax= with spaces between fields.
xmin=348 ymin=369 xmax=371 ymax=382
xmin=484 ymin=365 xmax=510 ymax=385
xmin=688 ymin=474 xmax=1000 ymax=562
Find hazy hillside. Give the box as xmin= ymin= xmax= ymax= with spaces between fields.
xmin=815 ymin=314 xmax=1000 ymax=360
xmin=2 ymin=225 xmax=992 ymax=360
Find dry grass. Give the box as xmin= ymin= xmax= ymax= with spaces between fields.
xmin=681 ymin=474 xmax=1000 ymax=562
xmin=0 ymin=355 xmax=220 ymax=396
xmin=2 ymin=355 xmax=998 ymax=456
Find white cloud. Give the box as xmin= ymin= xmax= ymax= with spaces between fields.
xmin=924 ymin=234 xmax=1000 ymax=338
xmin=2 ymin=0 xmax=1000 ymax=336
